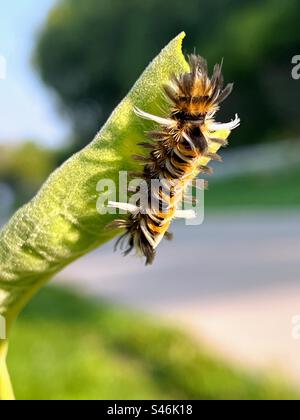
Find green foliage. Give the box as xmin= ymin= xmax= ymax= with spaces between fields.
xmin=0 ymin=142 xmax=56 ymax=206
xmin=207 ymin=166 xmax=300 ymax=209
xmin=9 ymin=286 xmax=297 ymax=400
xmin=0 ymin=142 xmax=55 ymax=185
xmin=35 ymin=0 xmax=300 ymax=152
xmin=207 ymin=0 xmax=300 ymax=144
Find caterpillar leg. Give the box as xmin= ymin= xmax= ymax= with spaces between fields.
xmin=108 ymin=202 xmax=196 ymax=264
xmin=108 ymin=216 xmax=156 ymax=265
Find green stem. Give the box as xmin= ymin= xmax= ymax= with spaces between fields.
xmin=0 ymin=340 xmax=15 ymax=401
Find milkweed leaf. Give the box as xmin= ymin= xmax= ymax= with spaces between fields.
xmin=0 ymin=35 xmax=188 ymax=400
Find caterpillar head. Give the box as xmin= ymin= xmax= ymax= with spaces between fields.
xmin=164 ymin=55 xmax=234 ymax=119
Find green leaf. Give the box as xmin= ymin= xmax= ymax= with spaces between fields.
xmin=0 ymin=32 xmax=188 ymax=399
xmin=0 ymin=32 xmax=188 ymax=332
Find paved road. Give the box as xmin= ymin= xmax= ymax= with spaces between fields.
xmin=57 ymin=211 xmax=300 ymax=384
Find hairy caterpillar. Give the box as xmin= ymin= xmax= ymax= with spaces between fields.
xmin=109 ymin=55 xmax=240 ymax=265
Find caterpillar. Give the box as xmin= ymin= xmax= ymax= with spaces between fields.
xmin=109 ymin=55 xmax=240 ymax=265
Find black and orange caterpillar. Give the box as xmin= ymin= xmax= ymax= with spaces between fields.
xmin=110 ymin=55 xmax=240 ymax=265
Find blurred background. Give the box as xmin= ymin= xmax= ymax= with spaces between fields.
xmin=1 ymin=0 xmax=300 ymax=399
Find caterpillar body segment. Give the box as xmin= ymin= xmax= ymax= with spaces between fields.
xmin=110 ymin=55 xmax=240 ymax=265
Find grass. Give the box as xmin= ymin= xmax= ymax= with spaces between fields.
xmin=206 ymin=166 xmax=300 ymax=209
xmin=7 ymin=286 xmax=298 ymax=400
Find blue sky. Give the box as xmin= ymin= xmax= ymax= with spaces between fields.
xmin=0 ymin=0 xmax=70 ymax=148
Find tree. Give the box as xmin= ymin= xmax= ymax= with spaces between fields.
xmin=34 ymin=0 xmax=300 ymax=151
xmin=0 ymin=142 xmax=56 ymax=207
